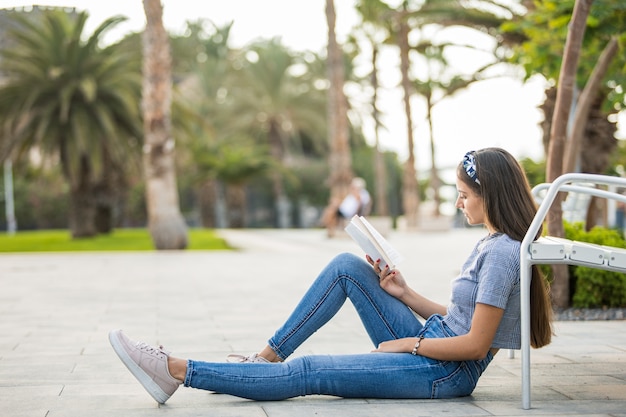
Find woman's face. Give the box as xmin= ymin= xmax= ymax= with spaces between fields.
xmin=455 ymin=178 xmax=489 ymax=229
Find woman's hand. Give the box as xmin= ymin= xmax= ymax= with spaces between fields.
xmin=365 ymin=255 xmax=409 ymax=299
xmin=372 ymin=338 xmax=414 ymax=354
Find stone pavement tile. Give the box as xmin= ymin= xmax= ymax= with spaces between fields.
xmin=0 ymin=409 xmax=49 ymax=417
xmin=471 ymin=362 xmax=570 ymax=403
xmin=520 ymin=362 xmax=626 ymax=378
xmin=471 ymin=384 xmax=568 ymax=403
xmin=45 ymin=397 xmax=162 ymax=417
xmin=498 ymin=360 xmax=625 ymax=385
xmin=476 ymin=399 xmax=626 ymax=416
xmin=0 ymin=355 xmax=77 ymax=385
xmin=550 ymin=382 xmax=626 ymax=401
xmin=263 ymin=398 xmax=492 ymax=417
xmin=532 ymin=375 xmax=626 ymax=387
xmin=0 ymin=385 xmax=63 ymax=417
xmin=548 ymin=351 xmax=626 ymax=363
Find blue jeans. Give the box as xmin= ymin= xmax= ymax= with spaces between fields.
xmin=184 ymin=253 xmax=493 ymax=400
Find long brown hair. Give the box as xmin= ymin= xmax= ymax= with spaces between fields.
xmin=458 ymin=147 xmax=553 ymax=348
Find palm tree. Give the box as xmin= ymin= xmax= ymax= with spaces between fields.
xmin=324 ymin=0 xmax=354 ymax=233
xmin=170 ymin=21 xmax=330 ymax=229
xmin=396 ymin=3 xmax=421 ymax=229
xmin=142 ymin=0 xmax=188 ymax=249
xmin=349 ymin=5 xmax=391 ymax=217
xmin=368 ymin=40 xmax=390 ymax=216
xmin=169 ymin=20 xmax=236 ymax=228
xmin=0 ymin=9 xmax=142 ymax=238
xmin=562 ymin=36 xmax=619 ymax=174
xmin=545 ymin=0 xmax=593 ymax=308
xmin=356 ymin=0 xmax=421 ymax=228
xmin=193 ymin=136 xmax=274 ymax=228
xmin=356 ymin=0 xmax=512 ymax=228
xmin=228 ymin=38 xmax=327 ymax=227
xmin=504 ymin=0 xmax=625 ymax=307
xmin=413 ymin=40 xmax=501 ymax=216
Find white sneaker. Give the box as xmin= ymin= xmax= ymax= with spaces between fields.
xmin=109 ymin=329 xmax=182 ymax=404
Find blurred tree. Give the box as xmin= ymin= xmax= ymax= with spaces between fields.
xmin=170 ymin=22 xmax=330 ymax=228
xmin=142 ymin=0 xmax=188 ymax=249
xmin=0 ymin=162 xmax=68 ymax=230
xmin=169 ymin=20 xmax=237 ymax=228
xmin=356 ymin=0 xmax=518 ymax=228
xmin=323 ymin=0 xmax=354 ymax=235
xmin=504 ymin=0 xmax=626 ymax=307
xmin=0 ymin=9 xmax=142 ymax=237
xmin=228 ymin=38 xmax=327 ymax=227
xmin=413 ymin=45 xmax=501 ymax=216
xmin=519 ymin=157 xmax=547 ymax=188
xmin=194 ymin=136 xmax=273 ymax=228
xmin=344 ymin=16 xmax=390 ymax=217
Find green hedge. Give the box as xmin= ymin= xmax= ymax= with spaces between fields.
xmin=564 ymin=222 xmax=626 ymax=308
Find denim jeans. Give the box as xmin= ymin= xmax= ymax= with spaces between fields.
xmin=184 ymin=253 xmax=493 ymax=400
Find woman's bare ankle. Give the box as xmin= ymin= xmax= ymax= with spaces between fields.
xmin=259 ymin=346 xmax=282 ymax=363
xmin=167 ymin=357 xmax=187 ymax=381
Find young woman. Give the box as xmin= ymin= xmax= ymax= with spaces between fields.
xmin=109 ymin=147 xmax=553 ymax=404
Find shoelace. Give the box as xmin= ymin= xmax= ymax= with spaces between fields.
xmin=136 ymin=341 xmax=169 ymax=356
xmin=226 ymin=353 xmax=270 ymax=363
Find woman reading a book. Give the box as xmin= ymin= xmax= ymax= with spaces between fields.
xmin=109 ymin=147 xmax=553 ymax=404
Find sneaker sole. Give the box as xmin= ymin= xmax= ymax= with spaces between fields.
xmin=108 ymin=330 xmax=170 ymax=404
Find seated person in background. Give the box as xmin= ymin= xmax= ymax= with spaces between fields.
xmin=325 ymin=177 xmax=371 ymax=237
xmin=339 ymin=177 xmax=372 ymax=218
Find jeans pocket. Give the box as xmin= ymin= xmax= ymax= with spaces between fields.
xmin=421 ymin=314 xmax=457 ymax=339
xmin=431 ymin=362 xmax=474 ymax=399
xmin=440 ymin=321 xmax=457 ymax=338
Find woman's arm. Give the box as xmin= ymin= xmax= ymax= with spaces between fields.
xmin=367 ymin=257 xmax=447 ymax=319
xmin=397 ymin=285 xmax=447 ymax=319
xmin=373 ymin=303 xmax=504 ymax=361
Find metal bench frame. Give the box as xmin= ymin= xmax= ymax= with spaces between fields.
xmin=520 ymin=173 xmax=626 ymax=409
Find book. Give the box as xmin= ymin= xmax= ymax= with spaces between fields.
xmin=344 ymin=215 xmax=404 ymax=270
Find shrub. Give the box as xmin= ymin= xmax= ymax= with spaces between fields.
xmin=1 ymin=166 xmax=68 ymax=230
xmin=564 ymin=222 xmax=626 ymax=308
xmin=573 ymin=267 xmax=626 ymax=308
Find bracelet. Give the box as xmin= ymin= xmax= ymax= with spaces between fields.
xmin=411 ymin=336 xmax=424 ymax=356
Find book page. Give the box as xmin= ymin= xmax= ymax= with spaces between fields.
xmin=344 ymin=215 xmax=403 ymax=269
xmin=358 ymin=216 xmax=404 ymax=267
xmin=345 ymin=221 xmax=389 ymax=268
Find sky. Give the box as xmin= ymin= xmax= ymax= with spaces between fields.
xmin=2 ymin=0 xmax=624 ymax=180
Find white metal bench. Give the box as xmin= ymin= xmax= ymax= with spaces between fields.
xmin=519 ymin=173 xmax=626 ymax=409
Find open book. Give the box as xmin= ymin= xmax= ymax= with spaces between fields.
xmin=344 ymin=215 xmax=404 ymax=270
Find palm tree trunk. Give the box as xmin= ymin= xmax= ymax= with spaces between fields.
xmin=198 ymin=179 xmax=218 ymax=228
xmin=426 ymin=93 xmax=441 ymax=217
xmin=324 ymin=0 xmax=353 ymax=234
xmin=69 ymin=154 xmax=96 ymax=238
xmin=225 ymin=183 xmax=247 ymax=228
xmin=69 ymin=189 xmax=97 ymax=238
xmin=371 ymin=44 xmax=388 ymax=217
xmin=94 ymin=143 xmax=115 ymax=234
xmin=398 ymin=11 xmax=420 ymax=229
xmin=546 ymin=0 xmax=593 ymax=308
xmin=142 ymin=0 xmax=188 ymax=250
xmin=60 ymin=135 xmax=96 ymax=238
xmin=268 ymin=119 xmax=288 ymax=228
xmin=563 ymin=36 xmax=618 ymax=173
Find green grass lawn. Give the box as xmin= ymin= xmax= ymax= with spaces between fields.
xmin=0 ymin=228 xmax=231 ymax=252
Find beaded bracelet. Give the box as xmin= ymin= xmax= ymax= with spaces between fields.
xmin=411 ymin=336 xmax=425 ymax=355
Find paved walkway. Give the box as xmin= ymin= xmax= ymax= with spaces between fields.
xmin=0 ymin=228 xmax=624 ymax=417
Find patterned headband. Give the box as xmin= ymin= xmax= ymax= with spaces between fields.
xmin=462 ymin=151 xmax=480 ymax=185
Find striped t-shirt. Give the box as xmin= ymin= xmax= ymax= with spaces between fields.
xmin=443 ymin=232 xmax=521 ymax=349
